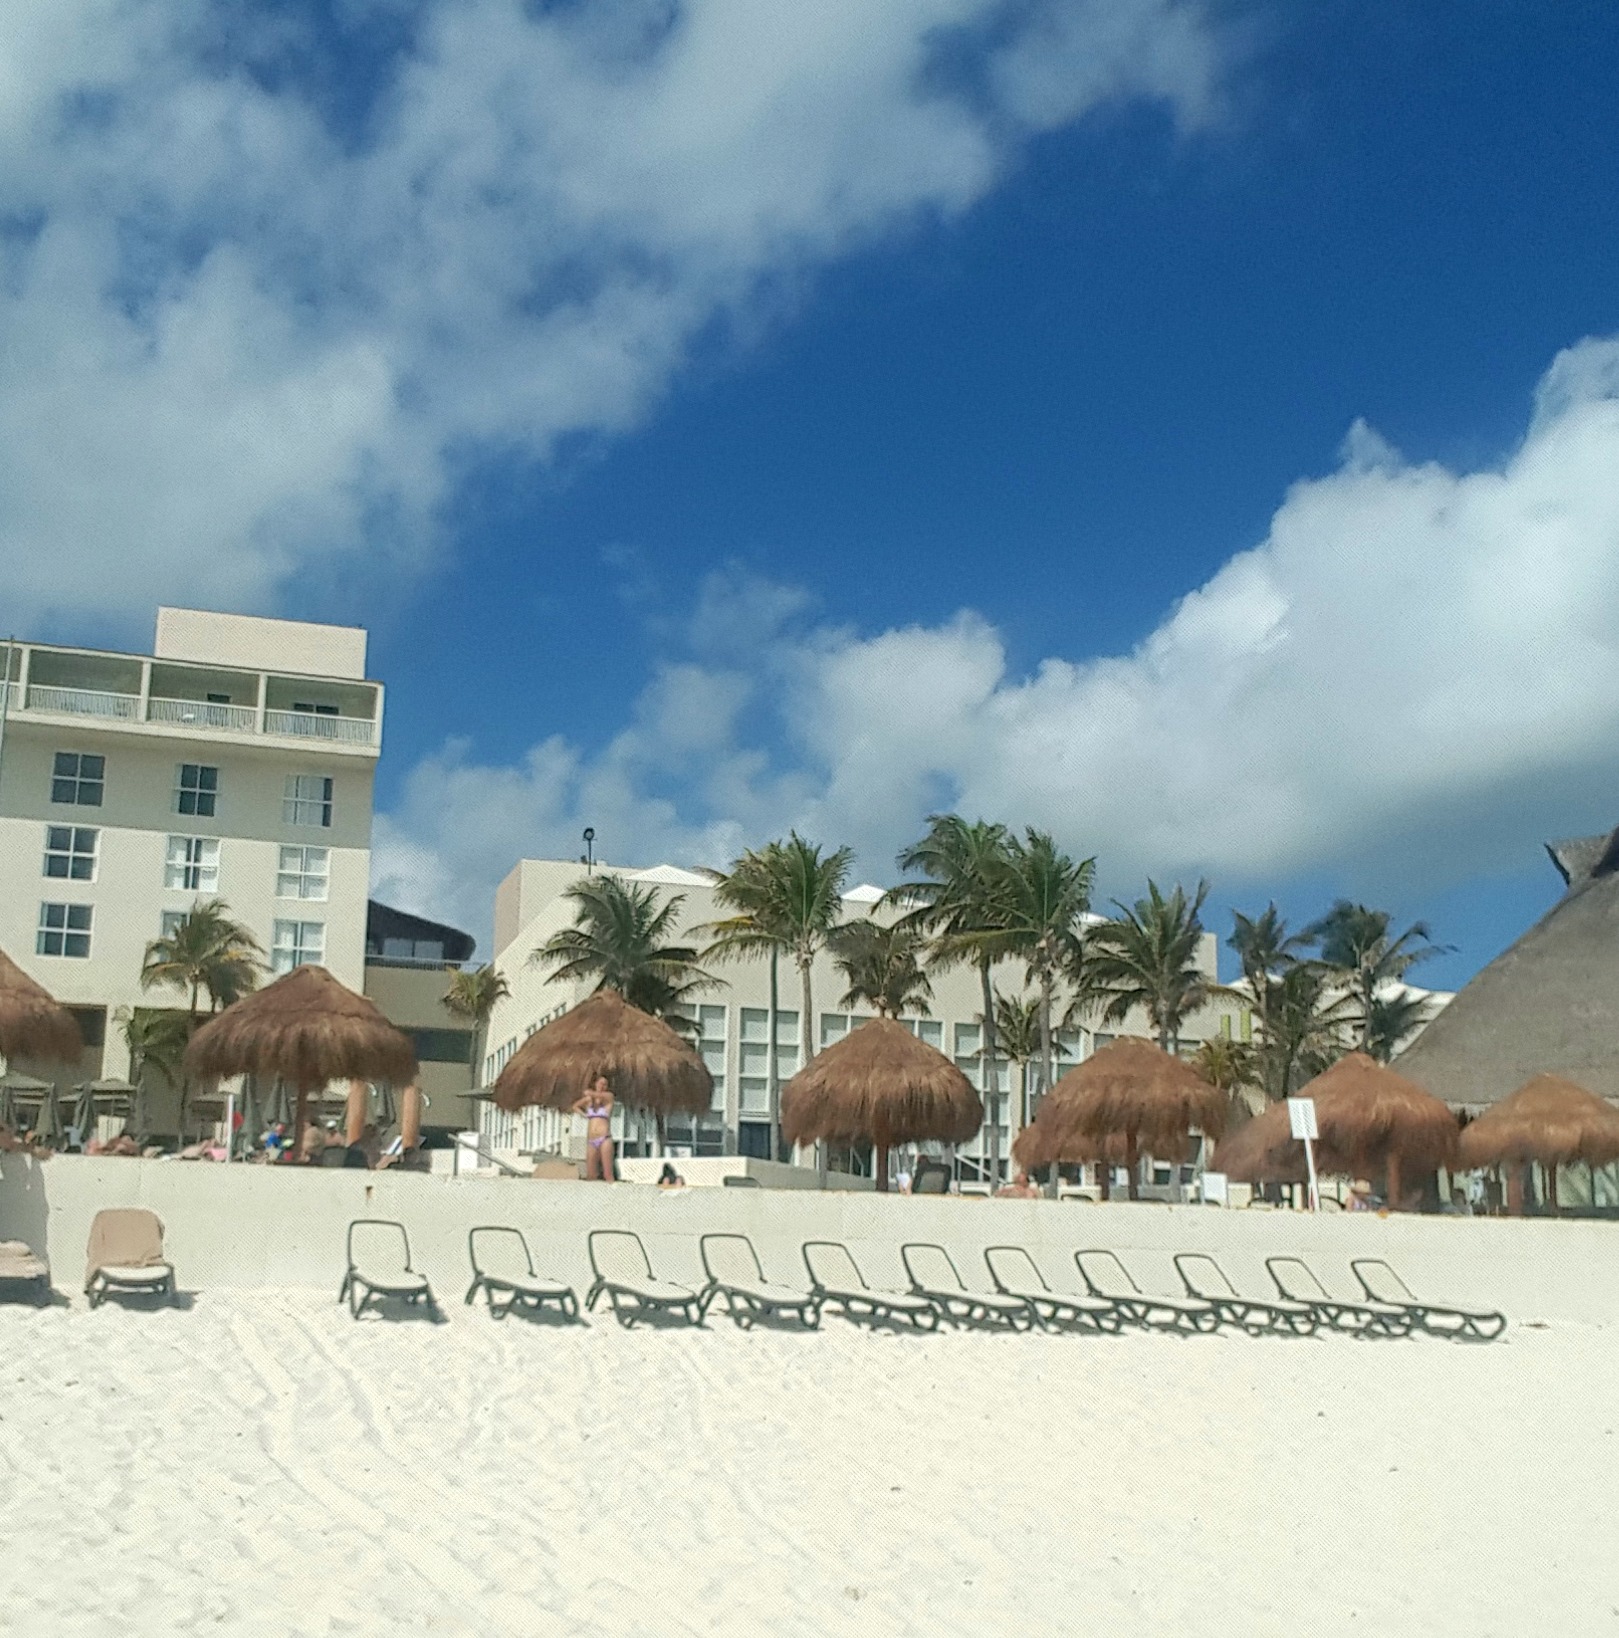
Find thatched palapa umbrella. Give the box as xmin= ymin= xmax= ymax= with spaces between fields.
xmin=780 ymin=1017 xmax=981 ymax=1191
xmin=1456 ymin=1073 xmax=1619 ymax=1213
xmin=185 ymin=965 xmax=416 ymax=1153
xmin=491 ymin=987 xmax=713 ymax=1129
xmin=0 ymin=947 xmax=82 ymax=1069
xmin=1016 ymin=1038 xmax=1225 ymax=1200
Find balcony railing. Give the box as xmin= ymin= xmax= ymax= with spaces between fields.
xmin=146 ymin=697 xmax=258 ymax=732
xmin=264 ymin=709 xmax=376 ymax=745
xmin=14 ymin=682 xmax=379 ymax=747
xmin=27 ymin=684 xmax=140 ymax=719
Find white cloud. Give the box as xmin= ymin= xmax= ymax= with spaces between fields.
xmin=0 ymin=0 xmax=1222 ymax=627
xmin=374 ymin=337 xmax=1619 ymax=947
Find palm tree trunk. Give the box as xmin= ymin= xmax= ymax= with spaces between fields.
xmin=980 ymin=960 xmax=1000 ymax=1192
xmin=1126 ymin=1130 xmax=1140 ymax=1202
xmin=801 ymin=957 xmax=825 ymax=1187
xmin=1038 ymin=968 xmax=1056 ymax=1198
xmin=767 ymin=948 xmax=780 ymax=1161
xmin=874 ymin=1120 xmax=889 ymax=1193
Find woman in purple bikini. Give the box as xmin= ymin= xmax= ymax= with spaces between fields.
xmin=571 ymin=1074 xmax=616 ymax=1181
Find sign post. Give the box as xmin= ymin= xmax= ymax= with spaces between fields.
xmin=1287 ymin=1096 xmax=1320 ymax=1212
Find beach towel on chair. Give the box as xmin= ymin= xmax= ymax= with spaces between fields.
xmin=84 ymin=1208 xmax=168 ymax=1289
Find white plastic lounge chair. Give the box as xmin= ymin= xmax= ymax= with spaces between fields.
xmin=339 ymin=1219 xmax=437 ymax=1320
xmin=464 ymin=1226 xmax=579 ymax=1320
xmin=801 ymin=1240 xmax=939 ymax=1331
xmin=84 ymin=1208 xmax=175 ymax=1308
xmin=1349 ymin=1258 xmax=1506 ymax=1341
xmin=1264 ymin=1256 xmax=1412 ymax=1337
xmin=1173 ymin=1253 xmax=1317 ymax=1336
xmin=900 ymin=1242 xmax=1034 ymax=1330
xmin=585 ymin=1229 xmax=704 ymax=1327
xmin=0 ymin=1239 xmax=51 ymax=1304
xmin=1074 ymin=1249 xmax=1221 ymax=1333
xmin=699 ymin=1233 xmax=820 ymax=1328
xmin=984 ymin=1244 xmax=1122 ymax=1333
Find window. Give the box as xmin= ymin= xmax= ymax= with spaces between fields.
xmin=175 ymin=764 xmax=218 ymax=817
xmin=37 ymin=902 xmax=92 ymax=958
xmin=159 ymin=910 xmax=187 ymax=940
xmin=271 ymin=919 xmax=325 ymax=973
xmin=276 ymin=845 xmax=329 ymax=901
xmin=378 ymin=936 xmax=443 ymax=963
xmin=739 ymin=1007 xmax=797 ymax=1116
xmin=283 ymin=774 xmax=333 ymax=828
xmin=165 ymin=836 xmax=220 ymax=892
xmin=51 ymin=752 xmax=104 ymax=806
xmin=43 ymin=826 xmax=97 ymax=881
xmin=409 ymin=1028 xmax=475 ymax=1064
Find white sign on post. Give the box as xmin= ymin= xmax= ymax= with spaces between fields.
xmin=1287 ymin=1097 xmax=1320 ymax=1211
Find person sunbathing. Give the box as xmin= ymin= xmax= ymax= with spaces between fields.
xmin=996 ymin=1170 xmax=1041 ymax=1199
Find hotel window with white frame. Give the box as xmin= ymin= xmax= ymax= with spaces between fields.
xmin=739 ymin=1007 xmax=799 ymax=1116
xmin=42 ymin=826 xmax=97 ymax=881
xmin=50 ymin=751 xmax=104 ymax=806
xmin=271 ymin=919 xmax=324 ymax=973
xmin=276 ymin=845 xmax=329 ymax=901
xmin=159 ymin=910 xmax=187 ymax=941
xmin=174 ymin=763 xmax=219 ymax=817
xmin=165 ymin=835 xmax=220 ymax=892
xmin=37 ymin=902 xmax=92 ymax=958
xmin=282 ymin=773 xmax=333 ymax=828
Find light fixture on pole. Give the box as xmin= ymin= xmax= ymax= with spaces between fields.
xmin=582 ymin=827 xmax=595 ymax=871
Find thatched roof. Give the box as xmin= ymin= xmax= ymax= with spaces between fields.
xmin=1213 ymin=1101 xmax=1309 ymax=1183
xmin=1456 ymin=1074 xmax=1619 ymax=1170
xmin=185 ymin=965 xmax=417 ymax=1092
xmin=491 ymin=987 xmax=712 ymax=1117
xmin=0 ymin=948 xmax=82 ymax=1065
xmin=1012 ymin=1120 xmax=1174 ymax=1171
xmin=779 ymin=1017 xmax=981 ymax=1147
xmin=1396 ymin=824 xmax=1619 ymax=1106
xmin=1300 ymin=1053 xmax=1456 ymax=1174
xmin=1018 ymin=1038 xmax=1225 ymax=1164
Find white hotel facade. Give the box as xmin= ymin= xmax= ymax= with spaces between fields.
xmin=479 ymin=857 xmax=1241 ymax=1182
xmin=0 ymin=609 xmax=381 ymax=1113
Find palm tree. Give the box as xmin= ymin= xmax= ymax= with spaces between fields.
xmin=891 ymin=815 xmax=1016 ymax=1185
xmin=1366 ymin=986 xmax=1433 ymax=1064
xmin=443 ymin=963 xmax=510 ymax=1087
xmin=140 ymin=899 xmax=263 ymax=1140
xmin=532 ymin=874 xmax=716 ymax=1028
xmin=1262 ymin=962 xmax=1356 ymax=1096
xmin=1303 ymin=901 xmax=1449 ymax=1053
xmin=1089 ymin=880 xmax=1218 ymax=1054
xmin=991 ymin=988 xmax=1074 ymax=1132
xmin=119 ymin=1006 xmax=190 ymax=1140
xmin=1191 ymin=1036 xmax=1261 ymax=1105
xmin=829 ymin=919 xmax=933 ymax=1019
xmin=1228 ymin=905 xmax=1309 ymax=1099
xmin=701 ymin=834 xmax=853 ymax=1176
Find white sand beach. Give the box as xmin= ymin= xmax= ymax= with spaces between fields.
xmin=1 ymin=1291 xmax=1613 ymax=1638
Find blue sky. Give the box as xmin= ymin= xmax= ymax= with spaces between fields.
xmin=5 ymin=1 xmax=1619 ymax=984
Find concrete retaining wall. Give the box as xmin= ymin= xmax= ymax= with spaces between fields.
xmin=2 ymin=1152 xmax=1609 ymax=1324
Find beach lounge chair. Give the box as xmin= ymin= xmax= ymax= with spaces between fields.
xmin=801 ymin=1240 xmax=939 ymax=1331
xmin=1263 ymin=1256 xmax=1412 ymax=1337
xmin=900 ymin=1242 xmax=1034 ymax=1330
xmin=911 ymin=1160 xmax=952 ymax=1195
xmin=1074 ymin=1250 xmax=1221 ymax=1333
xmin=0 ymin=1239 xmax=51 ymax=1304
xmin=1173 ymin=1253 xmax=1318 ymax=1336
xmin=585 ymin=1229 xmax=704 ymax=1327
xmin=84 ymin=1208 xmax=175 ymax=1309
xmin=1349 ymin=1258 xmax=1506 ymax=1341
xmin=699 ymin=1233 xmax=820 ymax=1328
xmin=464 ymin=1226 xmax=579 ymax=1320
xmin=338 ymin=1219 xmax=438 ymax=1320
xmin=721 ymin=1175 xmax=761 ymax=1188
xmin=984 ymin=1245 xmax=1123 ymax=1333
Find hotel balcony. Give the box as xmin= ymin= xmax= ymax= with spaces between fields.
xmin=0 ymin=643 xmax=383 ymax=755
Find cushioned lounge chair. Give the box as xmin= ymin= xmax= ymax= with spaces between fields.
xmin=801 ymin=1240 xmax=939 ymax=1331
xmin=984 ymin=1244 xmax=1123 ymax=1333
xmin=1350 ymin=1258 xmax=1506 ymax=1341
xmin=465 ymin=1226 xmax=579 ymax=1320
xmin=84 ymin=1208 xmax=175 ymax=1309
xmin=699 ymin=1233 xmax=820 ymax=1328
xmin=0 ymin=1239 xmax=51 ymax=1305
xmin=1264 ymin=1256 xmax=1412 ymax=1337
xmin=911 ymin=1160 xmax=951 ymax=1195
xmin=900 ymin=1242 xmax=1034 ymax=1330
xmin=585 ymin=1229 xmax=704 ymax=1327
xmin=339 ymin=1219 xmax=438 ymax=1320
xmin=1074 ymin=1249 xmax=1221 ymax=1333
xmin=1173 ymin=1252 xmax=1317 ymax=1336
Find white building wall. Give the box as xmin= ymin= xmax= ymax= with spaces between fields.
xmin=480 ymin=860 xmax=1238 ymax=1179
